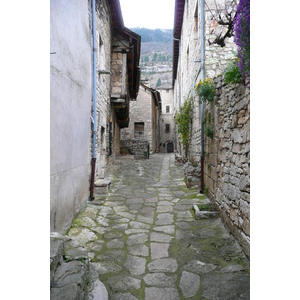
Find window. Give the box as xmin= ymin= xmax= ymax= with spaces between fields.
xmin=97 ymin=32 xmax=104 ymax=69
xmin=134 ymin=122 xmax=144 ymax=139
xmin=194 ymin=3 xmax=198 ymax=43
xmin=187 ymin=46 xmax=189 ymax=72
xmin=166 ymin=89 xmax=169 ymax=93
xmin=166 ymin=124 xmax=170 ymax=133
xmin=194 ymin=3 xmax=198 ymax=32
xmin=166 ymin=105 xmax=170 ymax=113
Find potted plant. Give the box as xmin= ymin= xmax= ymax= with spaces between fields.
xmin=120 ymin=147 xmax=128 ymax=156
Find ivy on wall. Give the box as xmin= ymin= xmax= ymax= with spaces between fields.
xmin=175 ymin=97 xmax=194 ymax=150
xmin=204 ymin=110 xmax=214 ymax=139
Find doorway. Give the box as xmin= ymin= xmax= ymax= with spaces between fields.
xmin=167 ymin=142 xmax=174 ymax=153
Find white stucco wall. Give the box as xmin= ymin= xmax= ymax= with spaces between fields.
xmin=50 ymin=0 xmax=92 ymax=233
xmin=159 ymin=88 xmax=175 ymax=152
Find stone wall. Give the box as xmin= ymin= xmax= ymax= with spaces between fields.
xmin=203 ymin=75 xmax=250 ymax=257
xmin=121 ymin=139 xmax=149 ymax=160
xmin=121 ymin=85 xmax=159 ymax=152
xmin=172 ymin=0 xmax=250 ymax=258
xmin=95 ymin=0 xmax=111 ymax=180
xmin=111 ymin=33 xmax=128 ymax=96
xmin=173 ymin=0 xmax=237 ymax=163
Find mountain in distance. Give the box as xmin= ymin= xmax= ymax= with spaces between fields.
xmin=131 ymin=28 xmax=173 ymax=89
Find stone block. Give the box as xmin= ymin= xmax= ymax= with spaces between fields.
xmin=180 ymin=271 xmax=200 ymax=298
xmin=229 ymin=207 xmax=239 ymax=225
xmin=147 ymin=258 xmax=178 ymax=273
xmin=143 ymin=273 xmax=177 ymax=287
xmin=144 ymin=287 xmax=180 ymax=300
xmin=239 ymin=199 xmax=250 ymax=219
xmin=94 ymin=179 xmax=111 ymax=194
xmin=239 ymin=175 xmax=250 ymax=192
xmin=50 ymin=283 xmax=81 ymax=300
xmin=52 ymin=260 xmax=88 ymax=289
xmin=241 ymin=216 xmax=250 ymax=236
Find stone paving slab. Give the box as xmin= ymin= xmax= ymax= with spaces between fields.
xmin=64 ymin=153 xmax=250 ymax=299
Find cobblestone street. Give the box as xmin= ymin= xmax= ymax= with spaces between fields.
xmin=53 ymin=153 xmax=249 ymax=299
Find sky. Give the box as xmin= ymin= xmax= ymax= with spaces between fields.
xmin=119 ymin=0 xmax=175 ymax=29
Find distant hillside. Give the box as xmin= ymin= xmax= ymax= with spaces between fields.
xmin=131 ymin=28 xmax=173 ymax=43
xmin=131 ymin=28 xmax=173 ymax=89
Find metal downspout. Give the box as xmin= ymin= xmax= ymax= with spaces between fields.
xmin=90 ymin=0 xmax=97 ymax=200
xmin=200 ymin=0 xmax=205 ymax=193
xmin=173 ymin=37 xmax=181 ymax=154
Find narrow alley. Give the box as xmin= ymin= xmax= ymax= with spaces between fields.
xmin=51 ymin=153 xmax=250 ymax=299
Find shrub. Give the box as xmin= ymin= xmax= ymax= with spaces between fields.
xmin=224 ymin=57 xmax=243 ymax=84
xmin=195 ymin=78 xmax=215 ymax=102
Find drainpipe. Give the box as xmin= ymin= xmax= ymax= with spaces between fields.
xmin=173 ymin=37 xmax=181 ymax=153
xmin=90 ymin=0 xmax=97 ymax=200
xmin=200 ymin=0 xmax=205 ymax=193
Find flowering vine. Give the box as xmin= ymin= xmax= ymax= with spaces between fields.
xmin=233 ymin=0 xmax=250 ymax=85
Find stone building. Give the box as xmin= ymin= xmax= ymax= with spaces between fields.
xmin=50 ymin=0 xmax=140 ymax=233
xmin=173 ymin=0 xmax=237 ymax=159
xmin=172 ymin=0 xmax=250 ymax=257
xmin=121 ymin=83 xmax=161 ymax=155
xmin=157 ymin=83 xmax=175 ymax=153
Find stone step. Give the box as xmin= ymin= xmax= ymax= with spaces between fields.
xmin=50 ymin=232 xmax=108 ymax=300
xmin=50 ymin=232 xmax=66 ymax=286
xmin=94 ymin=179 xmax=111 ymax=194
xmin=193 ymin=204 xmax=219 ymax=220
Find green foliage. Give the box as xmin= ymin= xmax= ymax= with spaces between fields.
xmin=204 ymin=185 xmax=209 ymax=195
xmin=195 ymin=78 xmax=215 ymax=102
xmin=224 ymin=57 xmax=243 ymax=84
xmin=152 ymin=53 xmax=158 ymax=62
xmin=198 ymin=204 xmax=211 ymax=211
xmin=203 ymin=110 xmax=214 ymax=138
xmin=156 ymin=78 xmax=162 ymax=88
xmin=205 ymin=124 xmax=214 ymax=138
xmin=175 ymin=97 xmax=194 ymax=149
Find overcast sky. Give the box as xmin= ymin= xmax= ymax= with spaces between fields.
xmin=119 ymin=0 xmax=175 ymax=29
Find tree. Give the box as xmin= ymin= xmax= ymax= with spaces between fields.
xmin=206 ymin=0 xmax=238 ymax=47
xmin=156 ymin=78 xmax=162 ymax=88
xmin=152 ymin=53 xmax=158 ymax=62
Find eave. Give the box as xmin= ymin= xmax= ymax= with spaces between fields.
xmin=172 ymin=0 xmax=185 ymax=86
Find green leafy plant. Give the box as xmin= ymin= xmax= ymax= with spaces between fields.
xmin=203 ymin=110 xmax=214 ymax=138
xmin=175 ymin=97 xmax=194 ymax=150
xmin=120 ymin=147 xmax=128 ymax=155
xmin=198 ymin=204 xmax=211 ymax=211
xmin=195 ymin=78 xmax=215 ymax=102
xmin=204 ymin=185 xmax=209 ymax=195
xmin=205 ymin=124 xmax=214 ymax=138
xmin=224 ymin=57 xmax=243 ymax=84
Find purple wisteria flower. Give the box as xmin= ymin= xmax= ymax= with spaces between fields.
xmin=233 ymin=0 xmax=250 ymax=86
